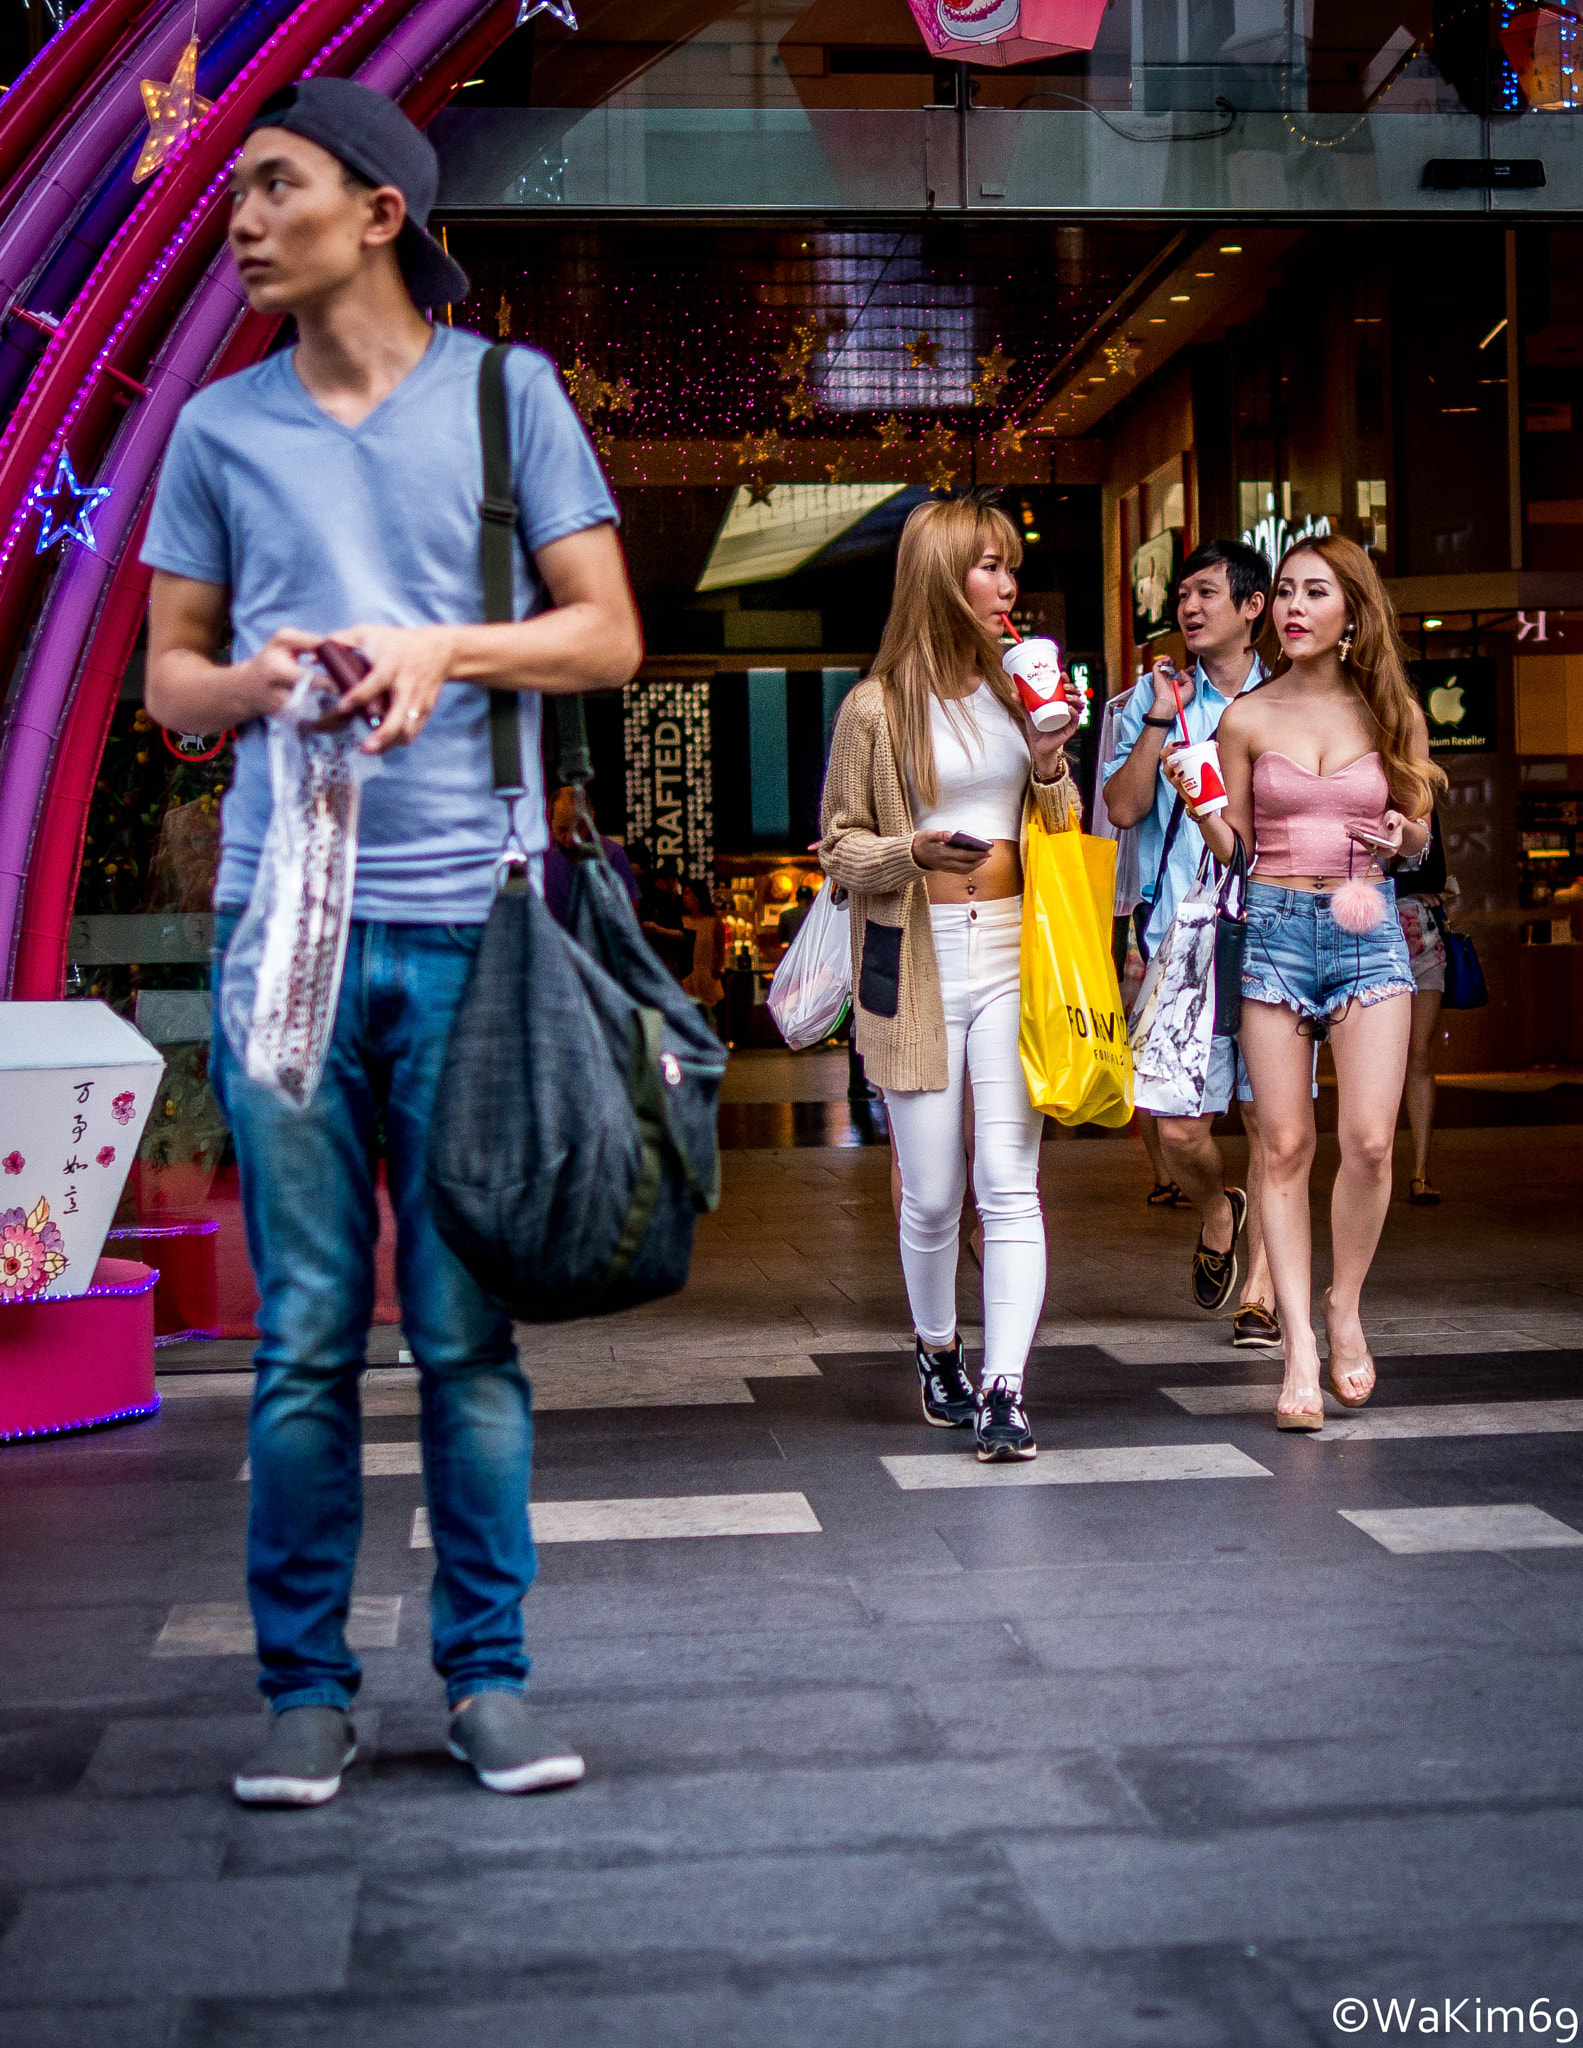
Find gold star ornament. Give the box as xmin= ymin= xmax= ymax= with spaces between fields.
xmin=877 ymin=414 xmax=909 ymax=451
xmin=993 ymin=420 xmax=1027 ymax=459
xmin=971 ymin=344 xmax=1015 ymax=407
xmin=134 ymin=40 xmax=213 ymax=183
xmin=905 ymin=331 xmax=939 ymax=372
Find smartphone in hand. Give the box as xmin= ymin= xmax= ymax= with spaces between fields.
xmin=946 ymin=831 xmax=993 ymax=854
xmin=307 ymin=642 xmax=387 ymax=732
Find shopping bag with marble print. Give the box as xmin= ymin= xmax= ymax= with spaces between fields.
xmin=1127 ymin=848 xmax=1236 ymax=1117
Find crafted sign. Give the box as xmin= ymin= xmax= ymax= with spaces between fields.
xmin=907 ymin=0 xmax=1109 ymax=65
xmin=0 ymin=1004 xmax=163 ymax=1304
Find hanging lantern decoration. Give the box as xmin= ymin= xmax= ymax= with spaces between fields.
xmin=134 ymin=39 xmax=213 ymax=183
xmin=1499 ymin=5 xmax=1583 ymax=110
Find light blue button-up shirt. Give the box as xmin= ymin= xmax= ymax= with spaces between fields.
xmin=1102 ymin=653 xmax=1267 ymax=951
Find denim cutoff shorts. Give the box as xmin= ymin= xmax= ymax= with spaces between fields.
xmin=1241 ymin=878 xmax=1414 ymax=1023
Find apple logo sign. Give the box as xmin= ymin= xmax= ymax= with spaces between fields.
xmin=1428 ymin=678 xmax=1466 ymax=727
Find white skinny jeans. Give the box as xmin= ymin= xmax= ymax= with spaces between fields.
xmin=883 ymin=896 xmax=1046 ymax=1388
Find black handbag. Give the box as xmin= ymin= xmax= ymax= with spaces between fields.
xmin=425 ymin=345 xmax=726 ymax=1322
xmin=1211 ymin=833 xmax=1249 ymax=1039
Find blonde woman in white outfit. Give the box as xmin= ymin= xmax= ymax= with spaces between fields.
xmin=820 ymin=499 xmax=1081 ymax=1460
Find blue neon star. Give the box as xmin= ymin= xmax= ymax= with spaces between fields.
xmin=515 ymin=0 xmax=578 ymax=26
xmin=30 ymin=451 xmax=114 ymax=554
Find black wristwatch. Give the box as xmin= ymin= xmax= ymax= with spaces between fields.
xmin=1141 ymin=713 xmax=1176 ymax=729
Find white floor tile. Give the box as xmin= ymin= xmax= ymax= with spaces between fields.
xmin=154 ymin=1373 xmax=252 ymax=1400
xmin=1339 ymin=1505 xmax=1583 ymax=1555
xmin=880 ymin=1443 xmax=1272 ymax=1491
xmin=1162 ymin=1385 xmax=1344 ymax=1416
xmin=238 ymin=1442 xmax=422 ymax=1480
xmin=153 ymin=1595 xmax=401 ymax=1656
xmin=409 ymin=1492 xmax=822 ymax=1550
xmin=1323 ymin=1400 xmax=1583 ymax=1443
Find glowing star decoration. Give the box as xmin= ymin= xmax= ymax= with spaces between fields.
xmin=781 ymin=384 xmax=816 ymax=422
xmin=29 ymin=451 xmax=114 ymax=555
xmin=515 ymin=0 xmax=578 ymax=25
xmin=993 ymin=420 xmax=1027 ymax=458
xmin=134 ymin=39 xmax=213 ymax=184
xmin=905 ymin=330 xmax=940 ymax=372
xmin=878 ymin=414 xmax=909 ymax=451
xmin=971 ymin=344 xmax=1015 ymax=406
xmin=919 ymin=422 xmax=960 ymax=492
xmin=1102 ymin=337 xmax=1141 ymax=379
xmin=746 ymin=478 xmax=776 ymax=507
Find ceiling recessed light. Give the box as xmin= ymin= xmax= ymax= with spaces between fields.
xmin=1195 ymin=271 xmax=1214 ymax=278
xmin=1148 ymin=317 xmax=1166 ymax=325
xmin=1219 ymin=244 xmax=1242 ymax=254
xmin=1088 ymin=375 xmax=1106 ymax=383
xmin=1423 ymin=616 xmax=1444 ymax=629
xmin=1169 ymin=294 xmax=1190 ymax=302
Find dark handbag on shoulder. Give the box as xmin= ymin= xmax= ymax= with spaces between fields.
xmin=425 ymin=345 xmax=727 ymax=1322
xmin=1435 ymin=907 xmax=1488 ymax=1011
xmin=1211 ymin=832 xmax=1249 ymax=1039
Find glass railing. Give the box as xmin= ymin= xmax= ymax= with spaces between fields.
xmin=432 ymin=103 xmax=1583 ymax=215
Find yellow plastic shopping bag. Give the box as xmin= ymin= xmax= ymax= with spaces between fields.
xmin=1019 ymin=814 xmax=1133 ymax=1128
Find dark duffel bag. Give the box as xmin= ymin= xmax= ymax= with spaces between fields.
xmin=425 ymin=344 xmax=725 ymax=1321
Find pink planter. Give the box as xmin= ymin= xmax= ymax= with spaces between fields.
xmin=0 ymin=1256 xmax=158 ymax=1441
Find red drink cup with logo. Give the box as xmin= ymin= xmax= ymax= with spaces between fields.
xmin=1000 ymin=623 xmax=1072 ymax=734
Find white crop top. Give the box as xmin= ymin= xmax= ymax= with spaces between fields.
xmin=909 ymin=686 xmax=1031 ymax=843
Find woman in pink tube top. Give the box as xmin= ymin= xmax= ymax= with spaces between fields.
xmin=1165 ymin=534 xmax=1446 ymax=1432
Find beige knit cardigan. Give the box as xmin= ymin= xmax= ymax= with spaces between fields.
xmin=819 ymin=677 xmax=1080 ymax=1093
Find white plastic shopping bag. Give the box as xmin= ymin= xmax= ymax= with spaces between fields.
xmin=218 ymin=669 xmax=381 ymax=1110
xmin=766 ymin=883 xmax=852 ymax=1050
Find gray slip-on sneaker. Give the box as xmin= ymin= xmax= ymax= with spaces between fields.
xmin=447 ymin=1692 xmax=585 ymax=1795
xmin=233 ymin=1705 xmax=357 ymax=1808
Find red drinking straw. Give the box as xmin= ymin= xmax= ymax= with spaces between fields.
xmin=1000 ymin=612 xmax=1022 ymax=642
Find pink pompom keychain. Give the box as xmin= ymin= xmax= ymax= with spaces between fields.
xmin=1331 ymin=877 xmax=1387 ymax=933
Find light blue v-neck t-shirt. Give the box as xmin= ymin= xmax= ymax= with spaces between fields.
xmin=141 ymin=324 xmax=619 ymax=923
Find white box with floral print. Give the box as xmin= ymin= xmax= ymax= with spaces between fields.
xmin=0 ymin=1003 xmax=163 ymax=1304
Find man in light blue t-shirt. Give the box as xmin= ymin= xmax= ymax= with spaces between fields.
xmin=142 ymin=79 xmax=641 ymax=1809
xmin=1104 ymin=538 xmax=1276 ymax=1342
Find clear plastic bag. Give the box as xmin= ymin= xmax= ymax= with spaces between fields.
xmin=218 ymin=668 xmax=381 ymax=1110
xmin=766 ymin=883 xmax=852 ymax=1050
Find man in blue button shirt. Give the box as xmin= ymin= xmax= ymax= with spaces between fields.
xmin=142 ymin=80 xmax=642 ymax=1809
xmin=1104 ymin=539 xmax=1277 ymax=1340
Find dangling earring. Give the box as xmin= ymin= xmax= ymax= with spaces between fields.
xmin=1338 ymin=623 xmax=1355 ymax=664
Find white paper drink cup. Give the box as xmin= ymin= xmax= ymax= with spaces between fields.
xmin=1002 ymin=638 xmax=1072 ymax=732
xmin=1173 ymin=739 xmax=1228 ymax=813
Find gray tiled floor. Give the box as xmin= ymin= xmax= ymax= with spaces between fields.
xmin=2 ymin=1125 xmax=1582 ymax=2043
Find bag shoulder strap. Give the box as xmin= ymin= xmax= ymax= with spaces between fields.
xmin=477 ymin=344 xmax=593 ymax=799
xmin=1146 ymin=792 xmax=1186 ymax=911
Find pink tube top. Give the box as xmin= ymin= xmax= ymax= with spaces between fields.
xmin=1252 ymin=750 xmax=1391 ymax=877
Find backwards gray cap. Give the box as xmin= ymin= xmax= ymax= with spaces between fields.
xmin=246 ymin=77 xmax=469 ymax=308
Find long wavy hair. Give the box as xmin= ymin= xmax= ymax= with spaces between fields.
xmin=870 ymin=497 xmax=1024 ymax=808
xmin=1263 ymin=532 xmax=1447 ymax=819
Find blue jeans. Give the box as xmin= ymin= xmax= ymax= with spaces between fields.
xmin=211 ymin=916 xmax=534 ymax=1713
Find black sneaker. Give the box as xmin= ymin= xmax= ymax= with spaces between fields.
xmin=916 ymin=1334 xmax=975 ymax=1428
xmin=1232 ymin=1300 xmax=1282 ymax=1349
xmin=1191 ymin=1186 xmax=1248 ymax=1313
xmin=233 ymin=1706 xmax=356 ymax=1808
xmin=974 ymin=1377 xmax=1038 ymax=1462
